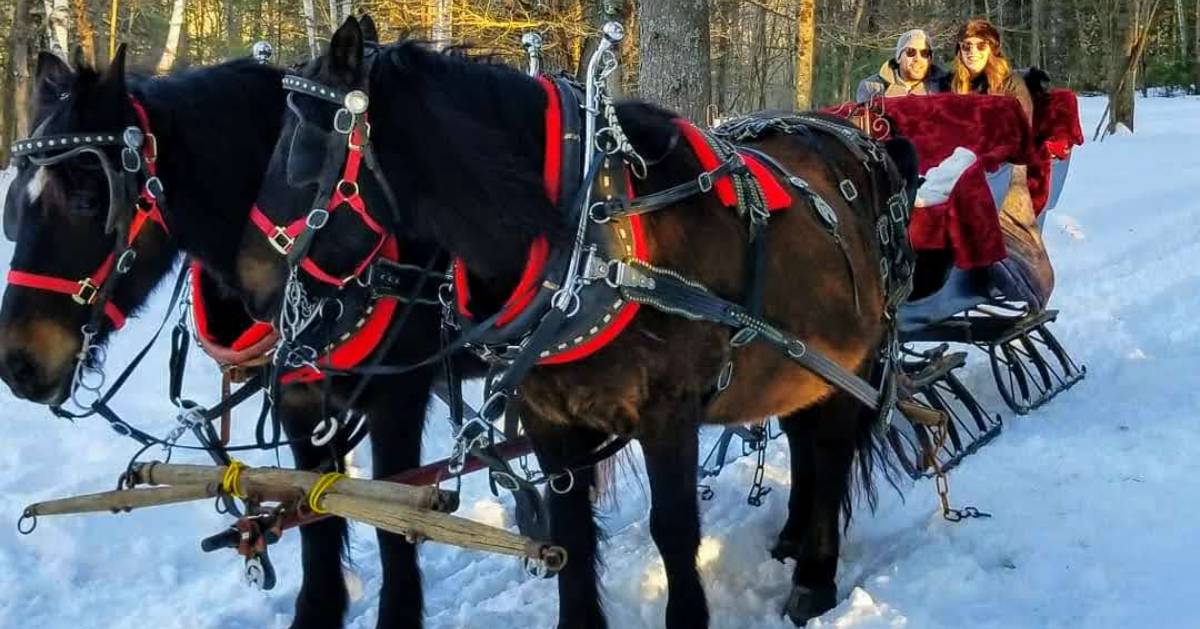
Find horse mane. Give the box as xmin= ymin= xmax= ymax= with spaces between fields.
xmin=129 ymin=59 xmax=285 ymax=288
xmin=362 ymin=40 xmax=696 ymax=282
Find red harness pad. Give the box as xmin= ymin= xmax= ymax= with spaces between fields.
xmin=674 ymin=120 xmax=793 ymax=212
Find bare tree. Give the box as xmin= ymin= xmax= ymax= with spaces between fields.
xmin=3 ymin=0 xmax=35 ymax=162
xmin=302 ymin=0 xmax=318 ymax=58
xmin=1031 ymin=0 xmax=1044 ymax=67
xmin=1100 ymin=0 xmax=1164 ymax=137
xmin=838 ymin=0 xmax=866 ymax=102
xmin=432 ymin=0 xmax=452 ymax=49
xmin=1175 ymin=0 xmax=1188 ymax=58
xmin=1195 ymin=0 xmax=1200 ymax=90
xmin=639 ymin=0 xmax=711 ymax=121
xmin=107 ymin=0 xmax=119 ymax=59
xmin=156 ymin=0 xmax=186 ymax=73
xmin=45 ymin=0 xmax=71 ymax=55
xmin=70 ymin=0 xmax=96 ymax=64
xmin=795 ymin=0 xmax=816 ymax=109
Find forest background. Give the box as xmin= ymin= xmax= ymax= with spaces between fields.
xmin=2 ymin=0 xmax=1195 ymax=163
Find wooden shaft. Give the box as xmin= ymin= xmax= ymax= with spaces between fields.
xmin=321 ymin=493 xmax=566 ymax=571
xmin=25 ymin=484 xmax=215 ymax=516
xmin=897 ymin=400 xmax=950 ymax=428
xmin=133 ymin=462 xmax=457 ymax=513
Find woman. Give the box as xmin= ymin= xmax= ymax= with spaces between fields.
xmin=951 ymin=18 xmax=1034 ymax=122
xmin=952 ymin=18 xmax=1053 ymax=310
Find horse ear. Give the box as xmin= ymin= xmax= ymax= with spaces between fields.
xmin=102 ymin=44 xmax=128 ymax=94
xmin=36 ymin=52 xmax=72 ymax=89
xmin=359 ymin=14 xmax=379 ymax=44
xmin=328 ymin=17 xmax=364 ymax=77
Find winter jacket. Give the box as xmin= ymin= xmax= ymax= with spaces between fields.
xmin=856 ymin=60 xmax=948 ymax=102
xmin=966 ymin=72 xmax=1034 ymax=124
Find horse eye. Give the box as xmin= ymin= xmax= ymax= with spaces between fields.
xmin=58 ymin=91 xmax=70 ymax=101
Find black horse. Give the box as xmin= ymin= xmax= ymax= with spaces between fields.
xmin=0 ymin=42 xmax=442 ymax=628
xmin=239 ymin=19 xmax=919 ymax=628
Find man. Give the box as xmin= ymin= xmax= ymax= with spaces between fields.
xmin=856 ymin=29 xmax=947 ymax=101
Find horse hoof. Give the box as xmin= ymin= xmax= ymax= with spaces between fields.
xmin=782 ymin=584 xmax=837 ymax=626
xmin=770 ymin=538 xmax=802 ymax=562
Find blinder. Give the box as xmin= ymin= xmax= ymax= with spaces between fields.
xmin=8 ymin=126 xmax=147 ymax=238
xmin=254 ymin=71 xmax=388 ymax=288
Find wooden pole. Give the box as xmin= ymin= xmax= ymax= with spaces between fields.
xmin=322 ymin=494 xmax=566 ymax=569
xmin=24 ymin=485 xmax=216 ymax=517
xmin=131 ymin=462 xmax=458 ymax=513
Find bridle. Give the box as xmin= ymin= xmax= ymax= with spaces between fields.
xmin=248 ymin=74 xmax=390 ymax=288
xmin=6 ymin=97 xmax=169 ymax=330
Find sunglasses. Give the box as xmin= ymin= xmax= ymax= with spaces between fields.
xmin=904 ymin=48 xmax=932 ymax=59
xmin=959 ymin=41 xmax=990 ymax=53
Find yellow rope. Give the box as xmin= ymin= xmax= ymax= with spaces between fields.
xmin=307 ymin=472 xmax=347 ymax=515
xmin=221 ymin=459 xmax=249 ymax=499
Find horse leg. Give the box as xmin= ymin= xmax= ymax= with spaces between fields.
xmin=523 ymin=408 xmax=607 ymax=629
xmin=641 ymin=403 xmax=709 ymax=629
xmin=772 ymin=412 xmax=817 ymax=563
xmin=363 ymin=370 xmax=434 ymax=629
xmin=783 ymin=394 xmax=865 ymax=625
xmin=277 ymin=389 xmax=350 ymax=629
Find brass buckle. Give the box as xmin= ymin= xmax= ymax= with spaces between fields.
xmin=347 ymin=122 xmax=371 ymax=151
xmin=144 ymin=133 xmax=158 ymax=163
xmin=268 ymin=227 xmax=294 ymax=255
xmin=73 ymin=278 xmax=99 ymax=305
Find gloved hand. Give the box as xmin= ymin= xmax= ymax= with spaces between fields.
xmin=989 ymin=258 xmax=1045 ymax=311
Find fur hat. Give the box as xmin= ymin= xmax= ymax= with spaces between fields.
xmin=894 ymin=29 xmax=933 ymax=62
xmin=956 ymin=19 xmax=1003 ymax=55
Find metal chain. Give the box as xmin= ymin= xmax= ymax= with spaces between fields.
xmin=928 ymin=419 xmax=991 ymax=522
xmin=66 ymin=324 xmax=108 ymax=410
xmin=745 ymin=422 xmax=772 ymax=507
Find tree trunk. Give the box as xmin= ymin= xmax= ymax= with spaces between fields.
xmin=1106 ymin=0 xmax=1137 ymax=133
xmin=3 ymin=0 xmax=35 ymax=164
xmin=1175 ymin=0 xmax=1188 ymax=58
xmin=1194 ymin=0 xmax=1200 ymax=92
xmin=107 ymin=0 xmax=119 ymax=59
xmin=576 ymin=0 xmax=626 ymax=83
xmin=431 ymin=0 xmax=452 ymax=49
xmin=339 ymin=0 xmax=352 ymax=24
xmin=156 ymin=0 xmax=186 ymax=73
xmin=749 ymin=4 xmax=766 ymax=109
xmin=327 ymin=0 xmax=337 ymax=30
xmin=301 ymin=0 xmax=317 ymax=58
xmin=70 ymin=0 xmax=96 ymax=64
xmin=794 ymin=0 xmax=816 ymax=110
xmin=225 ymin=0 xmax=241 ymax=56
xmin=839 ymin=0 xmax=866 ymax=102
xmin=713 ymin=0 xmax=738 ymax=113
xmin=45 ymin=0 xmax=71 ymax=55
xmin=1031 ymin=0 xmax=1044 ymax=68
xmin=638 ymin=0 xmax=710 ymax=122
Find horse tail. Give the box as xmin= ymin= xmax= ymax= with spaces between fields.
xmin=843 ymin=357 xmax=903 ymax=528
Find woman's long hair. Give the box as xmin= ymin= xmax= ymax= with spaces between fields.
xmin=950 ymin=18 xmax=1011 ymax=95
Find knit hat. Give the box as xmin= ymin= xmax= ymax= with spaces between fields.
xmin=895 ymin=29 xmax=933 ymax=62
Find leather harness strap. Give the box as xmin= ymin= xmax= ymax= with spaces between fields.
xmin=5 ymin=97 xmax=168 ymax=330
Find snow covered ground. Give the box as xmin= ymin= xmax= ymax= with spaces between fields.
xmin=1 ymin=96 xmax=1198 ymax=629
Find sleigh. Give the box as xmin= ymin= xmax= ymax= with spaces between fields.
xmin=828 ymin=89 xmax=1087 ymax=479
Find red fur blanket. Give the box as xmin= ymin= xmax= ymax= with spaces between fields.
xmin=827 ymin=91 xmax=1081 ymax=269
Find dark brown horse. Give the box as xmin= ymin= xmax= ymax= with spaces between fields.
xmin=238 ymin=19 xmax=918 ymax=627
